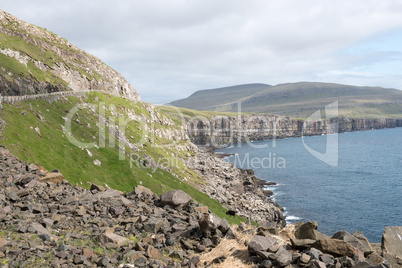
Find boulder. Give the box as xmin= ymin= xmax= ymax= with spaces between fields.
xmin=99 ymin=232 xmax=128 ymax=247
xmin=290 ymin=238 xmax=315 ymax=249
xmin=353 ymin=231 xmax=374 ymax=256
xmin=294 ymin=221 xmax=328 ymax=240
xmin=134 ymin=185 xmax=154 ymax=197
xmin=274 ymin=246 xmax=292 ymax=266
xmin=160 ymin=190 xmax=191 ymax=207
xmin=194 ymin=206 xmax=209 ymax=214
xmin=312 ymin=239 xmax=359 ymax=258
xmin=39 ymin=172 xmax=64 ymax=184
xmin=199 ymin=213 xmax=221 ymax=235
xmin=90 ymin=183 xmax=106 ymax=192
xmin=332 ymin=231 xmax=365 ymax=254
xmin=381 ymin=226 xmax=402 ymax=267
xmin=248 ymin=235 xmax=278 ymax=254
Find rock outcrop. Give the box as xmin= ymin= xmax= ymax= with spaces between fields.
xmin=187 ymin=114 xmax=402 ymax=146
xmin=0 ymin=9 xmax=140 ymax=101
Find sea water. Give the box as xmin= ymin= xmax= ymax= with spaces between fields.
xmin=217 ymin=127 xmax=402 ymax=242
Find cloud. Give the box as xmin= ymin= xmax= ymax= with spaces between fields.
xmin=1 ymin=0 xmax=402 ymax=103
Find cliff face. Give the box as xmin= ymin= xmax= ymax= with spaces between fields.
xmin=0 ymin=10 xmax=140 ymax=101
xmin=187 ymin=114 xmax=402 ymax=146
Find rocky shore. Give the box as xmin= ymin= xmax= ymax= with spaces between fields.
xmin=1 ymin=147 xmax=401 ymax=267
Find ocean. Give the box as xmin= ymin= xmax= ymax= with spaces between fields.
xmin=217 ymin=127 xmax=402 ymax=243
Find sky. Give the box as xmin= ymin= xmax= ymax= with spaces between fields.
xmin=1 ymin=0 xmax=402 ymax=104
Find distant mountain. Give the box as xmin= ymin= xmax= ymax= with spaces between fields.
xmin=169 ymin=82 xmax=402 ymax=118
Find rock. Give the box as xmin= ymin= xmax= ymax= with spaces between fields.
xmin=290 ymin=238 xmax=315 ymax=249
xmin=99 ymin=232 xmax=128 ymax=247
xmin=274 ymin=247 xmax=292 ymax=266
xmin=143 ymin=217 xmax=167 ymax=233
xmin=160 ymin=190 xmax=191 ymax=207
xmin=134 ymin=185 xmax=154 ymax=197
xmin=0 ymin=238 xmax=9 ymax=248
xmin=126 ymin=250 xmax=146 ymax=263
xmin=199 ymin=213 xmax=221 ymax=235
xmin=29 ymin=222 xmax=58 ymax=241
xmin=332 ymin=231 xmax=365 ymax=254
xmin=146 ymin=245 xmax=161 ymax=259
xmin=97 ymin=256 xmax=110 ymax=267
xmin=93 ymin=159 xmax=101 ymax=166
xmin=73 ymin=255 xmax=86 ymax=265
xmin=39 ymin=172 xmax=64 ymax=184
xmin=299 ymin=253 xmax=311 ymax=264
xmin=381 ymin=226 xmax=402 ymax=267
xmin=194 ymin=206 xmax=209 ymax=214
xmin=248 ymin=235 xmax=278 ymax=254
xmin=90 ymin=183 xmax=106 ymax=192
xmin=308 ymin=259 xmax=326 ymax=268
xmin=353 ymin=231 xmax=374 ymax=256
xmin=7 ymin=191 xmax=20 ymax=202
xmin=312 ymin=239 xmax=359 ymax=258
xmin=294 ymin=221 xmax=328 ymax=240
xmin=366 ymin=252 xmax=386 ymax=266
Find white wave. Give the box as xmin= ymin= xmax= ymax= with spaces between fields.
xmin=286 ymin=215 xmax=301 ymax=221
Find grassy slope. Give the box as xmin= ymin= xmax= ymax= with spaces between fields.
xmin=168 ymin=82 xmax=402 ymax=119
xmin=0 ymin=92 xmax=247 ymax=224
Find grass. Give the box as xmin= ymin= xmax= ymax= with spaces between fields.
xmin=0 ymin=92 xmax=248 ymax=224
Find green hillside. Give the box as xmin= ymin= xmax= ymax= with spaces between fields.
xmin=0 ymin=91 xmax=245 ymax=224
xmin=169 ymin=82 xmax=402 ymax=118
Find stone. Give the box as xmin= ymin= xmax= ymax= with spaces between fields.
xmin=312 ymin=239 xmax=359 ymax=258
xmin=353 ymin=231 xmax=374 ymax=256
xmin=190 ymin=255 xmax=200 ymax=266
xmin=366 ymin=252 xmax=386 ymax=266
xmin=332 ymin=231 xmax=365 ymax=254
xmin=39 ymin=172 xmax=64 ymax=184
xmin=90 ymin=183 xmax=106 ymax=192
xmin=134 ymin=185 xmax=154 ymax=196
xmin=0 ymin=238 xmax=9 ymax=248
xmin=160 ymin=190 xmax=191 ymax=207
xmin=126 ymin=250 xmax=146 ymax=263
xmin=299 ymin=253 xmax=311 ymax=264
xmin=146 ymin=245 xmax=160 ymax=259
xmin=82 ymin=248 xmax=94 ymax=259
xmin=294 ymin=221 xmax=328 ymax=240
xmin=73 ymin=255 xmax=86 ymax=265
xmin=97 ymin=256 xmax=110 ymax=267
xmin=29 ymin=222 xmax=58 ymax=241
xmin=7 ymin=191 xmax=20 ymax=202
xmin=290 ymin=238 xmax=315 ymax=249
xmin=99 ymin=232 xmax=128 ymax=247
xmin=274 ymin=247 xmax=292 ymax=266
xmin=194 ymin=206 xmax=209 ymax=214
xmin=199 ymin=213 xmax=221 ymax=235
xmin=309 ymin=259 xmax=326 ymax=268
xmin=143 ymin=217 xmax=167 ymax=233
xmin=248 ymin=235 xmax=278 ymax=254
xmin=381 ymin=226 xmax=402 ymax=258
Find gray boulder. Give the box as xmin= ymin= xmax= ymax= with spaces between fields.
xmin=332 ymin=230 xmax=365 ymax=255
xmin=248 ymin=235 xmax=278 ymax=254
xmin=160 ymin=190 xmax=191 ymax=207
xmin=353 ymin=231 xmax=374 ymax=256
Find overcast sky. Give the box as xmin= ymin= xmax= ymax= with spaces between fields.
xmin=1 ymin=0 xmax=402 ymax=104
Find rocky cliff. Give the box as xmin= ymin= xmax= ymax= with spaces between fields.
xmin=0 ymin=10 xmax=140 ymax=101
xmin=187 ymin=114 xmax=402 ymax=146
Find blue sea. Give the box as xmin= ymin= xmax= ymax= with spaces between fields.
xmin=217 ymin=127 xmax=402 ymax=242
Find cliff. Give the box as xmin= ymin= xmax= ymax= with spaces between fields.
xmin=187 ymin=114 xmax=402 ymax=146
xmin=0 ymin=10 xmax=140 ymax=101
